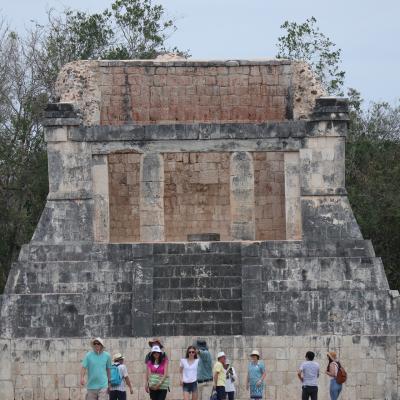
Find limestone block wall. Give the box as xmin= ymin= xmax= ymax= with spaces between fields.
xmin=108 ymin=153 xmax=141 ymax=242
xmin=164 ymin=152 xmax=231 ymax=241
xmin=55 ymin=60 xmax=325 ymax=126
xmin=1 ymin=335 xmax=399 ymax=400
xmin=253 ymin=152 xmax=286 ymax=240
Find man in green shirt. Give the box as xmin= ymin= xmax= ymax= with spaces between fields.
xmin=195 ymin=339 xmax=213 ymax=400
xmin=80 ymin=337 xmax=112 ymax=400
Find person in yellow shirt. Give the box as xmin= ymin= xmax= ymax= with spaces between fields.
xmin=213 ymin=352 xmax=227 ymax=400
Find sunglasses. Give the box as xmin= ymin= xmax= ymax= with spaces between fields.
xmin=93 ymin=342 xmax=101 ymax=345
xmin=188 ymin=351 xmax=196 ymax=354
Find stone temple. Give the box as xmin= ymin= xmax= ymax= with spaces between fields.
xmin=0 ymin=59 xmax=399 ymax=399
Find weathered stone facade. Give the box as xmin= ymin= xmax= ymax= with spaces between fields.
xmin=0 ymin=59 xmax=399 ymax=399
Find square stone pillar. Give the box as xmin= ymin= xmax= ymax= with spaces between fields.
xmin=230 ymin=152 xmax=255 ymax=240
xmin=32 ymin=103 xmax=94 ymax=243
xmin=140 ymin=153 xmax=165 ymax=241
xmin=300 ymin=98 xmax=362 ymax=240
xmin=92 ymin=155 xmax=110 ymax=243
xmin=284 ymin=152 xmax=302 ymax=239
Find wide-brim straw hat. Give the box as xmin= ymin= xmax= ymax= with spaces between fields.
xmin=90 ymin=337 xmax=105 ymax=348
xmin=113 ymin=353 xmax=124 ymax=362
xmin=327 ymin=351 xmax=337 ymax=361
xmin=149 ymin=338 xmax=164 ymax=349
xmin=250 ymin=350 xmax=260 ymax=357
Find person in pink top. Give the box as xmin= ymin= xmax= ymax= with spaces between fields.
xmin=145 ymin=345 xmax=169 ymax=400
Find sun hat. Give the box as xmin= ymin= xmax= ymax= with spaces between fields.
xmin=217 ymin=351 xmax=226 ymax=359
xmin=327 ymin=351 xmax=337 ymax=361
xmin=90 ymin=337 xmax=105 ymax=348
xmin=151 ymin=345 xmax=162 ymax=353
xmin=149 ymin=338 xmax=164 ymax=349
xmin=113 ymin=353 xmax=124 ymax=362
xmin=250 ymin=350 xmax=260 ymax=357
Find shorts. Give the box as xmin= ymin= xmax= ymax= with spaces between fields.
xmin=183 ymin=381 xmax=198 ymax=393
xmin=86 ymin=388 xmax=108 ymax=400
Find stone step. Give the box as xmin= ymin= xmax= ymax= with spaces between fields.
xmin=7 ymin=255 xmax=386 ymax=295
xmin=19 ymin=239 xmax=375 ymax=262
xmin=153 ymin=320 xmax=242 ymax=336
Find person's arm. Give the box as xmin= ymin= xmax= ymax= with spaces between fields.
xmin=246 ymin=369 xmax=249 ymax=390
xmin=297 ymin=369 xmax=303 ymax=382
xmin=326 ymin=362 xmax=338 ymax=377
xmin=179 ymin=364 xmax=184 ymax=386
xmin=80 ymin=366 xmax=86 ymax=386
xmin=145 ymin=365 xmax=150 ymax=393
xmin=107 ymin=367 xmax=111 ymax=390
xmin=157 ymin=360 xmax=169 ymax=389
xmin=125 ymin=376 xmax=134 ymax=395
xmin=231 ymin=367 xmax=237 ymax=381
xmin=256 ymin=363 xmax=266 ymax=386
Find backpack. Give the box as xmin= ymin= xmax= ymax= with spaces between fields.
xmin=336 ymin=362 xmax=347 ymax=384
xmin=110 ymin=364 xmax=123 ymax=386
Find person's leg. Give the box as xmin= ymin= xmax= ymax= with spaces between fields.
xmin=98 ymin=388 xmax=109 ymax=400
xmin=310 ymin=386 xmax=318 ymax=400
xmin=301 ymin=386 xmax=308 ymax=400
xmin=158 ymin=389 xmax=168 ymax=400
xmin=191 ymin=382 xmax=198 ymax=400
xmin=227 ymin=391 xmax=234 ymax=400
xmin=109 ymin=390 xmax=117 ymax=400
xmin=183 ymin=384 xmax=190 ymax=400
xmin=216 ymin=386 xmax=226 ymax=400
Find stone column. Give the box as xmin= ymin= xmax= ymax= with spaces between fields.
xmin=230 ymin=152 xmax=255 ymax=240
xmin=284 ymin=152 xmax=302 ymax=239
xmin=140 ymin=153 xmax=165 ymax=241
xmin=92 ymin=155 xmax=110 ymax=243
xmin=300 ymin=98 xmax=362 ymax=240
xmin=32 ymin=103 xmax=94 ymax=243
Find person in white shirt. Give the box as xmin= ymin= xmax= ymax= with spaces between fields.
xmin=109 ymin=353 xmax=133 ymax=400
xmin=180 ymin=346 xmax=200 ymax=400
xmin=297 ymin=351 xmax=320 ymax=400
xmin=224 ymin=359 xmax=237 ymax=400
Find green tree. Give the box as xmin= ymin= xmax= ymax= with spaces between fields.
xmin=276 ymin=16 xmax=345 ymax=95
xmin=0 ymin=0 xmax=185 ymax=292
xmin=276 ymin=17 xmax=400 ymax=290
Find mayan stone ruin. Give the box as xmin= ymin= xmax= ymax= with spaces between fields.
xmin=0 ymin=58 xmax=400 ymax=399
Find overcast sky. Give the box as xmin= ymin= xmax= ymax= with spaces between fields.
xmin=1 ymin=0 xmax=399 ymax=104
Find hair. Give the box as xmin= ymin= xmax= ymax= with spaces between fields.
xmin=185 ymin=346 xmax=198 ymax=359
xmin=306 ymin=351 xmax=315 ymax=361
xmin=251 ymin=354 xmax=260 ymax=360
xmin=150 ymin=351 xmax=165 ymax=364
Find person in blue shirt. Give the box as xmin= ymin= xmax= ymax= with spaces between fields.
xmin=80 ymin=337 xmax=112 ymax=400
xmin=195 ymin=339 xmax=213 ymax=400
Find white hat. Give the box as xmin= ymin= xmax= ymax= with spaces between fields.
xmin=217 ymin=351 xmax=226 ymax=359
xmin=91 ymin=337 xmax=105 ymax=348
xmin=250 ymin=350 xmax=260 ymax=357
xmin=151 ymin=345 xmax=162 ymax=353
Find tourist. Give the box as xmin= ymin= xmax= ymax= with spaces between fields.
xmin=80 ymin=337 xmax=112 ymax=400
xmin=297 ymin=351 xmax=319 ymax=400
xmin=145 ymin=338 xmax=168 ymax=363
xmin=180 ymin=345 xmax=200 ymax=400
xmin=195 ymin=339 xmax=213 ymax=400
xmin=109 ymin=352 xmax=134 ymax=400
xmin=246 ymin=350 xmax=266 ymax=400
xmin=213 ymin=351 xmax=227 ymax=400
xmin=145 ymin=345 xmax=169 ymax=400
xmin=326 ymin=352 xmax=342 ymax=400
xmin=224 ymin=358 xmax=237 ymax=400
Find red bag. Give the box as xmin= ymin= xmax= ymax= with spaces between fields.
xmin=336 ymin=362 xmax=347 ymax=384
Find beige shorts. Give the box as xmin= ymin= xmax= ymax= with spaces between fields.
xmin=86 ymin=388 xmax=108 ymax=400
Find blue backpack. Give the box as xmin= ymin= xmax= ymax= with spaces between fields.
xmin=110 ymin=364 xmax=123 ymax=386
